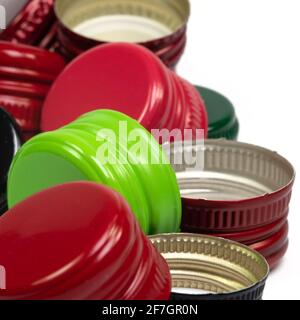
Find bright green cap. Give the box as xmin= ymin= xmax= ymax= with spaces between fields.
xmin=8 ymin=110 xmax=181 ymax=235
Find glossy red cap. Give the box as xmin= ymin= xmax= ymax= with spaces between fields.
xmin=250 ymin=222 xmax=288 ymax=260
xmin=41 ymin=43 xmax=207 ymax=138
xmin=0 ymin=41 xmax=65 ymax=132
xmin=53 ymin=0 xmax=190 ymax=67
xmin=211 ymin=215 xmax=287 ymax=244
xmin=0 ymin=41 xmax=65 ymax=77
xmin=209 ymin=219 xmax=289 ymax=269
xmin=0 ymin=182 xmax=171 ymax=300
xmin=0 ymin=0 xmax=56 ymax=47
xmin=266 ymin=242 xmax=288 ymax=270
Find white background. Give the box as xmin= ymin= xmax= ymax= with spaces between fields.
xmin=178 ymin=0 xmax=300 ymax=300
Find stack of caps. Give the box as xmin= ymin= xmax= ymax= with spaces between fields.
xmin=53 ymin=0 xmax=190 ymax=68
xmin=0 ymin=0 xmax=240 ymax=143
xmin=0 ymin=182 xmax=171 ymax=300
xmin=165 ymin=140 xmax=295 ymax=269
xmin=0 ymin=41 xmax=65 ymax=139
xmin=5 ymin=110 xmax=271 ymax=300
xmin=1 ymin=0 xmax=191 ymax=68
xmin=0 ymin=0 xmax=57 ymax=50
xmin=0 ymin=0 xmax=294 ymax=301
xmin=0 ymin=108 xmax=22 ymax=216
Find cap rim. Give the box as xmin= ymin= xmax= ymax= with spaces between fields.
xmin=54 ymin=0 xmax=190 ymax=47
xmin=150 ymin=233 xmax=269 ymax=300
xmin=165 ymin=139 xmax=295 ymax=232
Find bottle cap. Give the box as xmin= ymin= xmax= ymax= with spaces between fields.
xmin=0 ymin=182 xmax=171 ymax=300
xmin=9 ymin=110 xmax=182 ymax=235
xmin=54 ymin=0 xmax=190 ymax=67
xmin=41 ymin=43 xmax=208 ymax=140
xmin=150 ymin=233 xmax=269 ymax=300
xmin=0 ymin=41 xmax=65 ymax=132
xmin=0 ymin=0 xmax=56 ymax=48
xmin=164 ymin=140 xmax=295 ymax=232
xmin=195 ymin=86 xmax=239 ymax=140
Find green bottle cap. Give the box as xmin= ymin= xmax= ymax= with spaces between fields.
xmin=8 ymin=110 xmax=181 ymax=235
xmin=195 ymin=86 xmax=239 ymax=140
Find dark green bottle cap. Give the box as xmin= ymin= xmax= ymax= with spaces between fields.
xmin=195 ymin=86 xmax=239 ymax=140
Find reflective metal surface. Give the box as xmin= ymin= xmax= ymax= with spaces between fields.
xmin=170 ymin=140 xmax=294 ymax=201
xmin=150 ymin=233 xmax=269 ymax=300
xmin=0 ymin=182 xmax=171 ymax=300
xmin=54 ymin=0 xmax=190 ymax=66
xmin=41 ymin=43 xmax=208 ymax=139
xmin=9 ymin=110 xmax=182 ymax=235
xmin=55 ymin=0 xmax=190 ymax=43
xmin=164 ymin=140 xmax=295 ymax=232
xmin=0 ymin=41 xmax=65 ymax=133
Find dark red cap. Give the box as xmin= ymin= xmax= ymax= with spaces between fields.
xmin=0 ymin=41 xmax=65 ymax=132
xmin=0 ymin=0 xmax=56 ymax=47
xmin=250 ymin=222 xmax=288 ymax=259
xmin=210 ymin=215 xmax=287 ymax=244
xmin=0 ymin=41 xmax=65 ymax=77
xmin=208 ymin=218 xmax=289 ymax=269
xmin=265 ymin=242 xmax=288 ymax=270
xmin=54 ymin=0 xmax=190 ymax=67
xmin=0 ymin=182 xmax=171 ymax=300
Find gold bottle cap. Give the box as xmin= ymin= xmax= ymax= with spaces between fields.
xmin=149 ymin=233 xmax=269 ymax=300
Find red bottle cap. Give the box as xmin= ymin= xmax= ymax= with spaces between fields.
xmin=0 ymin=80 xmax=49 ymax=99
xmin=250 ymin=222 xmax=288 ymax=258
xmin=0 ymin=94 xmax=43 ymax=132
xmin=0 ymin=182 xmax=171 ymax=300
xmin=266 ymin=241 xmax=288 ymax=270
xmin=210 ymin=218 xmax=289 ymax=267
xmin=0 ymin=0 xmax=56 ymax=47
xmin=0 ymin=41 xmax=65 ymax=132
xmin=155 ymin=32 xmax=187 ymax=61
xmin=166 ymin=140 xmax=295 ymax=233
xmin=0 ymin=41 xmax=65 ymax=77
xmin=54 ymin=0 xmax=190 ymax=67
xmin=251 ymin=223 xmax=289 ymax=269
xmin=41 ymin=43 xmax=208 ymax=139
xmin=210 ymin=214 xmax=287 ymax=244
xmin=0 ymin=65 xmax=57 ymax=84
